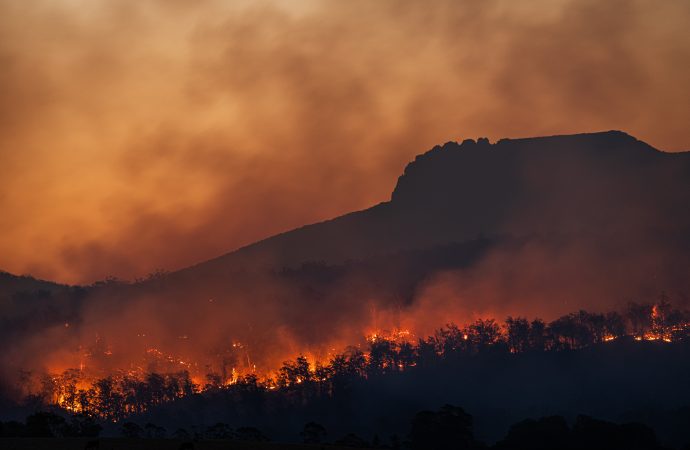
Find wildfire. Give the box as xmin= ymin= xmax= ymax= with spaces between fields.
xmin=366 ymin=328 xmax=413 ymax=344
xmin=20 ymin=301 xmax=689 ymax=421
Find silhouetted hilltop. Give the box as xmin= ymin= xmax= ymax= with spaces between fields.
xmin=2 ymin=130 xmax=688 ymax=332
xmin=106 ymin=130 xmax=690 ymax=345
xmin=0 ymin=271 xmax=68 ymax=300
xmin=391 ymin=130 xmax=659 ymax=203
xmin=177 ymin=130 xmax=690 ymax=280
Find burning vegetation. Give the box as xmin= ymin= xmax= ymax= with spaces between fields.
xmin=12 ymin=296 xmax=690 ymax=421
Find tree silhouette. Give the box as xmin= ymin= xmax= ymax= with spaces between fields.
xmin=144 ymin=422 xmax=166 ymax=439
xmin=24 ymin=298 xmax=690 ymax=426
xmin=121 ymin=421 xmax=143 ymax=438
xmin=528 ymin=319 xmax=548 ymax=351
xmin=626 ymin=302 xmax=653 ymax=338
xmin=467 ymin=318 xmax=501 ymax=351
xmin=25 ymin=412 xmax=66 ymax=437
xmin=572 ymin=415 xmax=661 ymax=450
xmin=494 ymin=415 xmax=570 ymax=450
xmin=205 ymin=422 xmax=232 ymax=439
xmin=368 ymin=338 xmax=397 ymax=375
xmin=300 ymin=421 xmax=326 ymax=444
xmin=335 ymin=432 xmax=370 ymax=447
xmin=409 ymin=404 xmax=475 ymax=450
xmin=506 ymin=317 xmax=530 ymax=353
xmin=235 ymin=426 xmax=268 ymax=441
xmin=417 ymin=337 xmax=438 ymax=368
xmin=549 ymin=312 xmax=595 ymax=349
xmin=604 ymin=312 xmax=626 ymax=339
xmin=68 ymin=414 xmax=102 ymax=437
xmin=278 ymin=355 xmax=313 ymax=388
xmin=398 ymin=341 xmax=417 ymax=369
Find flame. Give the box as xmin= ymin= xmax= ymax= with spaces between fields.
xmin=21 ymin=302 xmax=687 ymax=421
xmin=366 ymin=328 xmax=413 ymax=344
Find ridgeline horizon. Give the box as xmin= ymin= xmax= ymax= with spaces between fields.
xmin=3 ymin=129 xmax=689 ymax=286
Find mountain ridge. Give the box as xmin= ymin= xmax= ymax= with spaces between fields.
xmin=3 ymin=130 xmax=690 ymax=391
xmin=2 ymin=130 xmax=689 ymax=290
xmin=174 ymin=130 xmax=690 ymax=283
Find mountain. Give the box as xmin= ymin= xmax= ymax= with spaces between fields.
xmin=2 ymin=130 xmax=690 ymax=378
xmin=114 ymin=130 xmax=690 ymax=350
xmin=175 ymin=130 xmax=690 ymax=281
xmin=2 ymin=130 xmax=690 ymax=444
xmin=0 ymin=271 xmax=67 ymax=299
xmin=6 ymin=130 xmax=689 ymax=291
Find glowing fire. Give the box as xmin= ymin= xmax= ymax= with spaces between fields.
xmin=366 ymin=328 xmax=413 ymax=344
xmin=18 ymin=302 xmax=689 ymax=420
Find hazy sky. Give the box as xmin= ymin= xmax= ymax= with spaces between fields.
xmin=1 ymin=0 xmax=689 ymax=284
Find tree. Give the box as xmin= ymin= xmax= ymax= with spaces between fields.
xmin=57 ymin=369 xmax=80 ymax=412
xmin=329 ymin=348 xmax=367 ymax=395
xmin=235 ymin=426 xmax=268 ymax=441
xmin=549 ymin=312 xmax=595 ymax=349
xmin=435 ymin=323 xmax=467 ymax=357
xmin=294 ymin=355 xmax=312 ymax=383
xmin=368 ymin=338 xmax=397 ymax=375
xmin=172 ymin=428 xmax=191 ymax=440
xmin=204 ymin=372 xmax=223 ymax=390
xmin=604 ymin=312 xmax=626 ymax=339
xmin=144 ymin=422 xmax=166 ymax=439
xmin=94 ymin=376 xmax=123 ymax=420
xmin=494 ymin=416 xmax=570 ymax=449
xmin=398 ymin=341 xmax=417 ymax=369
xmin=417 ymin=337 xmax=438 ymax=368
xmin=572 ymin=415 xmax=661 ymax=450
xmin=300 ymin=422 xmax=326 ymax=444
xmin=145 ymin=373 xmax=166 ymax=406
xmin=205 ymin=422 xmax=232 ymax=439
xmin=466 ymin=319 xmax=502 ymax=351
xmin=277 ymin=355 xmax=313 ymax=388
xmin=626 ymin=302 xmax=653 ymax=339
xmin=335 ymin=433 xmax=369 ymax=447
xmin=25 ymin=412 xmax=67 ymax=437
xmin=67 ymin=414 xmax=102 ymax=437
xmin=0 ymin=420 xmax=26 ymax=437
xmin=528 ymin=319 xmax=548 ymax=351
xmin=345 ymin=347 xmax=367 ymax=377
xmin=121 ymin=422 xmax=143 ymax=438
xmin=313 ymin=362 xmax=333 ymax=396
xmin=408 ymin=405 xmax=475 ymax=450
xmin=580 ymin=311 xmax=607 ymax=343
xmin=505 ymin=317 xmax=530 ymax=353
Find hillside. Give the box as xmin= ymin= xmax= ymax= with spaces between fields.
xmin=2 ymin=130 xmax=690 ymax=392
xmin=174 ymin=130 xmax=690 ymax=281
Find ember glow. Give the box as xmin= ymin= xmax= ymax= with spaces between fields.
xmin=14 ymin=300 xmax=688 ymax=420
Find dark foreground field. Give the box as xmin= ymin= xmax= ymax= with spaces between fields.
xmin=0 ymin=439 xmax=367 ymax=450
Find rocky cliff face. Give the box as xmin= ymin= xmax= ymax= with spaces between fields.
xmin=178 ymin=131 xmax=690 ymax=280
xmin=4 ymin=130 xmax=688 ymax=298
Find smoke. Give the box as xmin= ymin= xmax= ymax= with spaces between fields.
xmin=401 ymin=237 xmax=689 ymax=340
xmin=0 ymin=0 xmax=689 ymax=283
xmin=1 ymin=0 xmax=690 ymax=404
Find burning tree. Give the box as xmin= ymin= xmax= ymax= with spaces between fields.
xmin=19 ymin=295 xmax=690 ymax=421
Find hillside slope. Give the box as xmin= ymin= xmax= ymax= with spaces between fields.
xmin=2 ymin=131 xmax=689 ymax=381
xmin=175 ymin=130 xmax=690 ymax=281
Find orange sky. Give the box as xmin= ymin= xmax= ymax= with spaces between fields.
xmin=1 ymin=0 xmax=689 ymax=284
